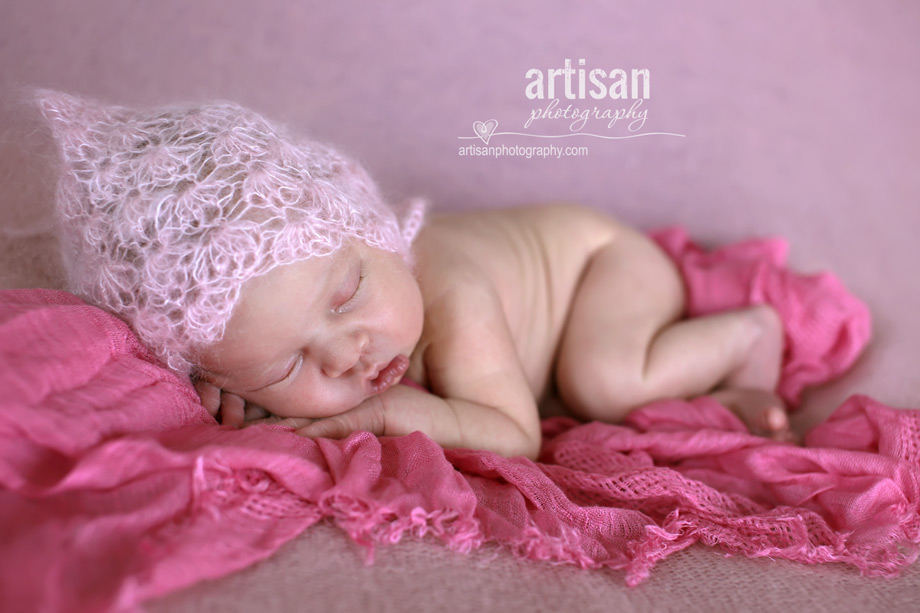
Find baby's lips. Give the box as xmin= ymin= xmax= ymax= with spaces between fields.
xmin=368 ymin=355 xmax=409 ymax=394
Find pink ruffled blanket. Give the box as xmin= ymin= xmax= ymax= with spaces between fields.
xmin=3 ymin=229 xmax=917 ymax=613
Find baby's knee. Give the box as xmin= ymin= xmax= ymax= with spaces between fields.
xmin=555 ymin=354 xmax=641 ymax=422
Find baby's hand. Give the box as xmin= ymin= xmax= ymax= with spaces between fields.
xmin=289 ymin=384 xmax=541 ymax=458
xmin=193 ymin=379 xmax=265 ymax=428
xmin=292 ymin=393 xmax=387 ymax=440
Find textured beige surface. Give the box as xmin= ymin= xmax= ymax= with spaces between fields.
xmin=1 ymin=1 xmax=918 ymax=611
xmin=150 ymin=522 xmax=919 ymax=613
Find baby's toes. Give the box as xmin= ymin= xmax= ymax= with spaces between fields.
xmin=761 ymin=405 xmax=788 ymax=433
xmin=759 ymin=405 xmax=799 ymax=443
xmin=708 ymin=388 xmax=796 ymax=443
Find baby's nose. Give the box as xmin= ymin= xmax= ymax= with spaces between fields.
xmin=321 ymin=332 xmax=369 ymax=378
xmin=321 ymin=356 xmax=354 ymax=379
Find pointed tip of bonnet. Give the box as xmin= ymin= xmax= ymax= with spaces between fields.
xmin=33 ymin=88 xmax=94 ymax=125
xmin=31 ymin=89 xmax=120 ymax=154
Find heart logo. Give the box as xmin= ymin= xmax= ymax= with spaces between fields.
xmin=472 ymin=119 xmax=498 ymax=144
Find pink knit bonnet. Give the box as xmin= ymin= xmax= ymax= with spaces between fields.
xmin=35 ymin=89 xmax=425 ymax=374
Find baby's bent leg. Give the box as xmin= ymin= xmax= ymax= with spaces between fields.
xmin=555 ymin=226 xmax=783 ymax=427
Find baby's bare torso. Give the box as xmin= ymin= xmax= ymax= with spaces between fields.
xmin=407 ymin=204 xmax=618 ymax=400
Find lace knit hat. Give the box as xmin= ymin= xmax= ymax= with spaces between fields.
xmin=35 ymin=89 xmax=425 ymax=374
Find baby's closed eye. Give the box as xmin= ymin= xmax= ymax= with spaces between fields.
xmin=250 ymin=355 xmax=303 ymax=391
xmin=333 ymin=259 xmax=365 ymax=314
xmin=275 ymin=355 xmax=303 ymax=386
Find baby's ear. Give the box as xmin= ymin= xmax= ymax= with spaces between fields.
xmin=33 ymin=89 xmax=112 ymax=164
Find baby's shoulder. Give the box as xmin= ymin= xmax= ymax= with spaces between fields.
xmin=509 ymin=202 xmax=621 ymax=244
xmin=416 ymin=203 xmax=619 ymax=270
xmin=420 ymin=202 xmax=618 ymax=244
xmin=412 ymin=202 xmax=620 ymax=316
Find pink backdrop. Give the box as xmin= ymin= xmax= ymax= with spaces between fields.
xmin=1 ymin=1 xmax=918 ymax=610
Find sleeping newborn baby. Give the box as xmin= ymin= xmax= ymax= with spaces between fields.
xmin=37 ymin=90 xmax=789 ymax=459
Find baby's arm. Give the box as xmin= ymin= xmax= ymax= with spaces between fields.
xmin=297 ymin=384 xmax=538 ymax=458
xmin=298 ymin=282 xmax=543 ymax=459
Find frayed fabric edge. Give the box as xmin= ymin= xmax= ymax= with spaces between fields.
xmin=208 ymin=468 xmax=920 ymax=589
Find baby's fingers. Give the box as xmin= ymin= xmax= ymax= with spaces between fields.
xmin=219 ymin=391 xmax=246 ymax=428
xmin=248 ymin=415 xmax=315 ymax=428
xmin=243 ymin=404 xmax=271 ymax=422
xmin=296 ymin=418 xmax=351 ymax=439
xmin=193 ymin=379 xmax=222 ymax=417
xmin=192 ymin=379 xmax=254 ymax=429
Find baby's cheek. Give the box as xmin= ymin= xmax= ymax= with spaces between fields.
xmin=391 ymin=292 xmax=424 ymax=348
xmin=253 ymin=385 xmax=366 ymax=421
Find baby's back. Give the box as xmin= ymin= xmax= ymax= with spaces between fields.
xmin=412 ymin=204 xmax=619 ymax=399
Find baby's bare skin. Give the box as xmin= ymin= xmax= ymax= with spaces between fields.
xmin=408 ymin=205 xmax=614 ymax=403
xmin=408 ymin=205 xmax=787 ymax=439
xmin=198 ymin=204 xmax=789 ymax=458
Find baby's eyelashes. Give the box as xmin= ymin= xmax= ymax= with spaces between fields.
xmin=333 ymin=260 xmax=365 ymax=314
xmin=277 ymin=355 xmax=303 ymax=384
xmin=246 ymin=355 xmax=303 ymax=392
xmin=250 ymin=355 xmax=303 ymax=391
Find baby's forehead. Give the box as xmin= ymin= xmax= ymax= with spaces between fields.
xmin=228 ymin=240 xmax=371 ymax=320
xmin=241 ymin=245 xmax=350 ymax=299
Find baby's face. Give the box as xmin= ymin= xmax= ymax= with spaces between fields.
xmin=197 ymin=239 xmax=424 ymax=419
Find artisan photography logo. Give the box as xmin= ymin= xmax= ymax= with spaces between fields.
xmin=459 ymin=59 xmax=684 ymax=158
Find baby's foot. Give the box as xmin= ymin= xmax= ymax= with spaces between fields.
xmin=724 ymin=304 xmax=785 ymax=391
xmin=707 ymin=387 xmax=796 ymax=442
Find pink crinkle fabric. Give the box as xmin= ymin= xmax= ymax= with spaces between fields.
xmin=2 ymin=232 xmax=912 ymax=613
xmin=651 ymin=227 xmax=872 ymax=406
